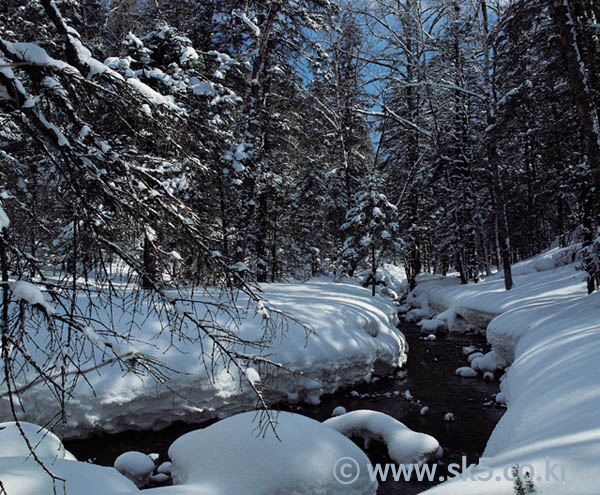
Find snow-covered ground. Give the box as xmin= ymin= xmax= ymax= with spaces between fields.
xmin=0 ymin=277 xmax=406 ymax=439
xmin=0 ymin=412 xmax=380 ymax=495
xmin=399 ymin=246 xmax=600 ymax=494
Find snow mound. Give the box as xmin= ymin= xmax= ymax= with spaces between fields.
xmin=0 ymin=456 xmax=138 ymax=495
xmin=166 ymin=411 xmax=377 ymax=495
xmin=114 ymin=451 xmax=155 ymax=488
xmin=0 ymin=421 xmax=66 ymax=459
xmin=323 ymin=410 xmax=442 ymax=465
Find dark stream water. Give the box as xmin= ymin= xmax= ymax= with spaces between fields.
xmin=64 ymin=323 xmax=505 ymax=494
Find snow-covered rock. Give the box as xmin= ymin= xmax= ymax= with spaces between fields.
xmin=114 ymin=451 xmax=155 ymax=488
xmin=455 ymin=367 xmax=478 ymax=378
xmin=323 ymin=410 xmax=442 ymax=465
xmin=157 ymin=461 xmax=172 ymax=474
xmin=332 ymin=406 xmax=347 ymax=417
xmin=166 ymin=411 xmax=377 ymax=495
xmin=466 ymin=351 xmax=484 ymax=363
xmin=419 ymin=406 xmax=429 ymax=416
xmin=443 ymin=412 xmax=454 ymax=422
xmin=470 ymin=351 xmax=504 ymax=373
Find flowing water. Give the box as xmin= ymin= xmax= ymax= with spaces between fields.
xmin=65 ymin=322 xmax=505 ymax=494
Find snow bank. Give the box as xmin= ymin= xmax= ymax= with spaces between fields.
xmin=428 ymin=263 xmax=586 ymax=331
xmin=0 ymin=425 xmax=137 ymax=495
xmin=155 ymin=411 xmax=377 ymax=495
xmin=0 ymin=421 xmax=67 ymax=459
xmin=417 ymin=248 xmax=600 ymax=494
xmin=323 ymin=410 xmax=442 ymax=465
xmin=0 ymin=457 xmax=139 ymax=495
xmin=1 ymin=278 xmax=406 ymax=438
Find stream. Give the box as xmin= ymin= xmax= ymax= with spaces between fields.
xmin=64 ymin=322 xmax=505 ymax=494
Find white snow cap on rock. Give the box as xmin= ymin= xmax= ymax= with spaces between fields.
xmin=332 ymin=406 xmax=347 ymax=417
xmin=455 ymin=367 xmax=478 ymax=378
xmin=114 ymin=451 xmax=155 ymax=488
xmin=167 ymin=411 xmax=377 ymax=495
xmin=470 ymin=350 xmax=504 ymax=373
xmin=466 ymin=351 xmax=484 ymax=363
xmin=324 ymin=410 xmax=442 ymax=465
xmin=444 ymin=412 xmax=455 ymax=422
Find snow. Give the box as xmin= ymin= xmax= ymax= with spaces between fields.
xmin=244 ymin=367 xmax=260 ymax=384
xmin=9 ymin=280 xmax=55 ymax=315
xmin=418 ymin=319 xmax=447 ymax=333
xmin=483 ymin=371 xmax=494 ymax=382
xmin=2 ymin=41 xmax=73 ymax=73
xmin=443 ymin=412 xmax=454 ymax=422
xmin=0 ymin=456 xmax=138 ymax=495
xmin=114 ymin=451 xmax=155 ymax=488
xmin=332 ymin=406 xmax=347 ymax=417
xmin=238 ymin=12 xmax=261 ymax=37
xmin=157 ymin=411 xmax=377 ymax=495
xmin=157 ymin=461 xmax=172 ymax=474
xmin=0 ymin=204 xmax=9 ymax=230
xmin=0 ymin=420 xmax=136 ymax=495
xmin=189 ymin=78 xmax=217 ymax=97
xmin=127 ymin=78 xmax=180 ymax=111
xmin=179 ymin=46 xmax=199 ymax=66
xmin=409 ymin=248 xmax=600 ymax=495
xmin=426 ymin=246 xmax=585 ymax=332
xmin=466 ymin=351 xmax=483 ymax=363
xmin=0 ymin=422 xmax=67 ymax=459
xmin=1 ymin=278 xmax=406 ymax=438
xmin=323 ymin=410 xmax=442 ymax=465
xmin=455 ymin=367 xmax=478 ymax=378
xmin=420 ymin=406 xmax=429 ymax=416
xmin=469 ymin=350 xmax=504 ymax=373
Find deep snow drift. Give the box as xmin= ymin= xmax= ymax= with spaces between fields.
xmin=398 ymin=246 xmax=600 ymax=494
xmin=0 ymin=277 xmax=406 ymax=438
